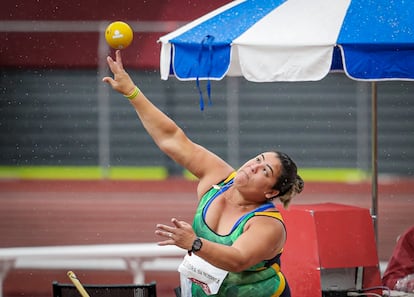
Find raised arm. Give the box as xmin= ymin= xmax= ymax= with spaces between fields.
xmin=102 ymin=50 xmax=233 ymax=197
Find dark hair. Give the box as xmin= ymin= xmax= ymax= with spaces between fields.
xmin=271 ymin=151 xmax=304 ymax=208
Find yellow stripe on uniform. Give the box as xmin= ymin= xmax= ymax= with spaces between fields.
xmin=269 ymin=263 xmax=286 ymax=297
xmin=223 ymin=171 xmax=237 ymax=183
xmin=255 ymin=211 xmax=284 ymax=221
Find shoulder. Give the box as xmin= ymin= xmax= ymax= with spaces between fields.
xmin=246 ymin=213 xmax=286 ymax=234
xmin=197 ymin=169 xmax=235 ymax=198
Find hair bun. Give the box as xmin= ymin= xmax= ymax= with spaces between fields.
xmin=278 ymin=175 xmax=304 ymax=209
xmin=294 ymin=175 xmax=304 ymax=194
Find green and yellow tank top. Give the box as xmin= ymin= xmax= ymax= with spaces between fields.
xmin=191 ymin=172 xmax=289 ymax=297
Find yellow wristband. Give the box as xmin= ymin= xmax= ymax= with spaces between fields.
xmin=124 ymin=86 xmax=140 ymax=100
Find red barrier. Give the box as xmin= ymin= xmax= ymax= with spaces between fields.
xmin=280 ymin=203 xmax=381 ymax=297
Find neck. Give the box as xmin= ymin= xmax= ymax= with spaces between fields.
xmin=222 ymin=187 xmax=261 ymax=209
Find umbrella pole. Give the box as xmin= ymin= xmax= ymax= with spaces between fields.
xmin=371 ymin=82 xmax=378 ymax=246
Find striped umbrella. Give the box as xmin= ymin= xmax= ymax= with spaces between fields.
xmin=158 ymin=0 xmax=414 ymax=239
xmin=159 ymin=0 xmax=414 ymax=82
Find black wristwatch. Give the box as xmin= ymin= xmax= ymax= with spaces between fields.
xmin=188 ymin=237 xmax=203 ymax=255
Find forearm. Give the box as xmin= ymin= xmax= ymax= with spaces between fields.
xmin=195 ymin=239 xmax=253 ymax=273
xmin=192 ymin=221 xmax=284 ymax=273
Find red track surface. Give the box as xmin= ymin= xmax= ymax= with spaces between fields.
xmin=1 ymin=178 xmax=413 ymax=297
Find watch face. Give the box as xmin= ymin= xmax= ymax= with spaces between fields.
xmin=193 ymin=238 xmax=202 ymax=251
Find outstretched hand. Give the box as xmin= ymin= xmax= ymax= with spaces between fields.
xmin=102 ymin=50 xmax=136 ymax=96
xmin=155 ymin=218 xmax=197 ymax=251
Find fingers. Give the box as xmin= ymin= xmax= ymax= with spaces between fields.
xmin=171 ymin=218 xmax=182 ymax=228
xmin=103 ymin=54 xmax=122 ymax=89
xmin=156 ymin=223 xmax=172 ymax=232
xmin=155 ymin=223 xmax=175 ymax=240
xmin=115 ymin=50 xmax=124 ymax=70
xmin=102 ymin=53 xmax=130 ymax=94
xmin=155 ymin=220 xmax=198 ymax=251
xmin=172 ymin=218 xmax=192 ymax=229
xmin=106 ymin=51 xmax=125 ymax=73
xmin=156 ymin=229 xmax=173 ymax=239
xmin=155 ymin=220 xmax=191 ymax=241
xmin=102 ymin=76 xmax=115 ymax=86
xmin=106 ymin=55 xmax=120 ymax=74
xmin=105 ymin=50 xmax=123 ymax=72
xmin=157 ymin=219 xmax=186 ymax=232
xmin=154 ymin=225 xmax=175 ymax=246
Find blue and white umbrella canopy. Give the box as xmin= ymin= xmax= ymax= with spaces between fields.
xmin=159 ymin=0 xmax=414 ymax=82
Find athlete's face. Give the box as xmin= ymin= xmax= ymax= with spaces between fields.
xmin=234 ymin=152 xmax=281 ymax=197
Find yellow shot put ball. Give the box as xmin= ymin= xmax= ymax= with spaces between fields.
xmin=105 ymin=21 xmax=133 ymax=49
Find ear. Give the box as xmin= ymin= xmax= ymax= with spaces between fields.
xmin=265 ymin=189 xmax=279 ymax=199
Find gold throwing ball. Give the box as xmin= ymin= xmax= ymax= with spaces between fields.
xmin=105 ymin=21 xmax=133 ymax=49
